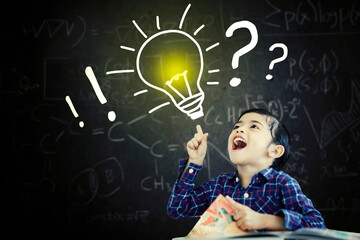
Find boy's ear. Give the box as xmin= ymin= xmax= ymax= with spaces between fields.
xmin=267 ymin=144 xmax=285 ymax=159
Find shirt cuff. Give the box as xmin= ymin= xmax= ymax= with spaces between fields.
xmin=281 ymin=209 xmax=303 ymax=230
xmin=177 ymin=159 xmax=202 ymax=184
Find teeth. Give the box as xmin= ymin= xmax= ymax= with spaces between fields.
xmin=234 ymin=137 xmax=245 ymax=146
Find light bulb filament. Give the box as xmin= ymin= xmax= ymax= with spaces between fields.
xmin=165 ymin=70 xmax=192 ymax=100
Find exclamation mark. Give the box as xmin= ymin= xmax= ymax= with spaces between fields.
xmin=85 ymin=66 xmax=116 ymax=122
xmin=65 ymin=95 xmax=84 ymax=128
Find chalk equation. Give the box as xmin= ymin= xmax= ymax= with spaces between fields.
xmin=286 ymin=49 xmax=340 ymax=96
xmin=263 ymin=0 xmax=360 ymax=32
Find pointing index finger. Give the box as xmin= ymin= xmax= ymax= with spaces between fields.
xmin=196 ymin=125 xmax=203 ymax=134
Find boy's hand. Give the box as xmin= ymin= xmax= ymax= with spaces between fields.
xmin=186 ymin=125 xmax=208 ymax=165
xmin=226 ymin=196 xmax=265 ymax=231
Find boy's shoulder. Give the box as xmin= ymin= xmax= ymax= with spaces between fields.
xmin=215 ymin=171 xmax=237 ymax=180
xmin=265 ymin=168 xmax=299 ymax=185
xmin=208 ymin=171 xmax=237 ymax=183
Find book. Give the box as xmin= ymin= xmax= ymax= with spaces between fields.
xmin=174 ymin=194 xmax=360 ymax=240
xmin=186 ymin=194 xmax=247 ymax=238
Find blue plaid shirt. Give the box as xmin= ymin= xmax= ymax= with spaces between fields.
xmin=167 ymin=159 xmax=326 ymax=230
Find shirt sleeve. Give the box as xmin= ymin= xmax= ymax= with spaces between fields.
xmin=167 ymin=159 xmax=211 ymax=219
xmin=280 ymin=177 xmax=326 ymax=230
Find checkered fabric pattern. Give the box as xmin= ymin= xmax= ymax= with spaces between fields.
xmin=167 ymin=159 xmax=326 ymax=230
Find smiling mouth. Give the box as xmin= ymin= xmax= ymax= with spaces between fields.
xmin=233 ymin=136 xmax=247 ymax=150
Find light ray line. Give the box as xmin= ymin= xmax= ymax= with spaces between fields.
xmin=133 ymin=89 xmax=148 ymax=96
xmin=120 ymin=45 xmax=136 ymax=51
xmin=106 ymin=69 xmax=135 ymax=75
xmin=179 ymin=4 xmax=191 ymax=29
xmin=148 ymin=102 xmax=170 ymax=114
xmin=206 ymin=42 xmax=220 ymax=52
xmin=208 ymin=69 xmax=220 ymax=73
xmin=194 ymin=24 xmax=205 ymax=35
xmin=156 ymin=16 xmax=160 ymax=30
xmin=207 ymin=82 xmax=220 ymax=85
xmin=132 ymin=20 xmax=148 ymax=38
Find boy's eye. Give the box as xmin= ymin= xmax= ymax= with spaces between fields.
xmin=250 ymin=124 xmax=259 ymax=129
xmin=233 ymin=125 xmax=239 ymax=130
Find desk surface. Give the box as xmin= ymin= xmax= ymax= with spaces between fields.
xmin=173 ymin=237 xmax=284 ymax=240
xmin=172 ymin=228 xmax=360 ymax=240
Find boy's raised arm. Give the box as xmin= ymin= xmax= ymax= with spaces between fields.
xmin=179 ymin=125 xmax=208 ymax=180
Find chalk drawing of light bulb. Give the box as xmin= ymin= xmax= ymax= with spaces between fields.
xmin=136 ymin=29 xmax=204 ymax=120
xmin=106 ymin=4 xmax=220 ymax=120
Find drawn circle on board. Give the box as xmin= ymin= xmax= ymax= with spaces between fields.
xmin=68 ymin=168 xmax=98 ymax=206
xmin=93 ymin=157 xmax=124 ymax=197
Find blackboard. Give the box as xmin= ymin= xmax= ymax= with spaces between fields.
xmin=2 ymin=0 xmax=360 ymax=239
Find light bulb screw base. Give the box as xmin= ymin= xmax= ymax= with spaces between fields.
xmin=188 ymin=108 xmax=204 ymax=120
xmin=176 ymin=92 xmax=205 ymax=120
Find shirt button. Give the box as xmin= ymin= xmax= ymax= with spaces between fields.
xmin=189 ymin=168 xmax=194 ymax=174
xmin=235 ymin=177 xmax=239 ymax=182
xmin=244 ymin=193 xmax=249 ymax=198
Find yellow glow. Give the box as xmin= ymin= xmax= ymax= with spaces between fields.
xmin=162 ymin=54 xmax=191 ymax=81
xmin=157 ymin=53 xmax=194 ymax=98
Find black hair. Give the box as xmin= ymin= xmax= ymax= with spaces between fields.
xmin=238 ymin=108 xmax=291 ymax=171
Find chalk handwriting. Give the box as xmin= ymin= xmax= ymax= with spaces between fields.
xmin=87 ymin=210 xmax=150 ymax=224
xmin=140 ymin=158 xmax=172 ymax=192
xmin=203 ymin=97 xmax=300 ymax=127
xmin=23 ymin=16 xmax=86 ymax=48
xmin=264 ymin=0 xmax=360 ymax=32
xmin=288 ymin=147 xmax=307 ymax=161
xmin=287 ymin=49 xmax=340 ymax=95
xmin=140 ymin=175 xmax=172 ymax=192
xmin=320 ymin=164 xmax=358 ymax=178
xmin=319 ymin=197 xmax=360 ymax=215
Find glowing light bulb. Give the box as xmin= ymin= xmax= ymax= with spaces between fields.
xmin=136 ymin=29 xmax=204 ymax=120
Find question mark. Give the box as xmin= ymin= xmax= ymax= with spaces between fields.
xmin=266 ymin=43 xmax=288 ymax=80
xmin=225 ymin=20 xmax=258 ymax=87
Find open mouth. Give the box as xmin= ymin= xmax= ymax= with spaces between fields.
xmin=233 ymin=136 xmax=247 ymax=150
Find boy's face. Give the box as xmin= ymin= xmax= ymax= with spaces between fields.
xmin=227 ymin=112 xmax=275 ymax=168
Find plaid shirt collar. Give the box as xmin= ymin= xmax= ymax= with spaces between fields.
xmin=227 ymin=167 xmax=276 ymax=185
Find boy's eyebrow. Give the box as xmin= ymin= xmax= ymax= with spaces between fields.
xmin=236 ymin=120 xmax=265 ymax=127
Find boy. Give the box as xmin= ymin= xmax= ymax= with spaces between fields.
xmin=167 ymin=108 xmax=326 ymax=231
